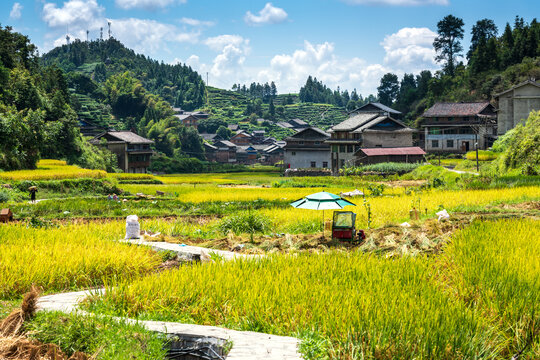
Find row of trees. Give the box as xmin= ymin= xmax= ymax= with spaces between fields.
xmin=298 ymin=76 xmax=369 ymax=109
xmin=375 ymin=15 xmax=540 ymax=123
xmin=232 ymin=82 xmax=278 ymax=103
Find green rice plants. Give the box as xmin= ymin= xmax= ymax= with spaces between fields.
xmin=218 ymin=211 xmax=272 ymax=242
xmin=87 ymin=252 xmax=499 ymax=359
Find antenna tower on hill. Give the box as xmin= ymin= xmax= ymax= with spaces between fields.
xmin=108 ymin=22 xmax=111 ymax=39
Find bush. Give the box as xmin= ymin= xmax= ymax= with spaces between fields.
xmin=0 ymin=189 xmax=11 ymax=203
xmin=491 ymin=111 xmax=540 ymax=175
xmin=341 ymin=162 xmax=421 ymax=176
xmin=218 ymin=211 xmax=272 ymax=241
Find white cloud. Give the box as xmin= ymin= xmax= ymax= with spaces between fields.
xmin=42 ymin=0 xmax=105 ymax=29
xmin=115 ymin=0 xmax=186 ymax=10
xmin=111 ymin=18 xmax=199 ymax=53
xmin=10 ymin=2 xmax=23 ymax=20
xmin=42 ymin=0 xmax=198 ymax=54
xmin=381 ymin=27 xmax=438 ymax=73
xmin=244 ymin=3 xmax=288 ymax=26
xmin=341 ymin=0 xmax=448 ymax=5
xmin=180 ymin=17 xmax=215 ymax=27
xmin=204 ymin=35 xmax=249 ymax=52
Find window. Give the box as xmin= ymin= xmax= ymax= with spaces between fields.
xmin=310 ymin=161 xmax=316 ymax=168
xmin=315 ymin=141 xmax=320 ymax=145
xmin=375 ymin=144 xmax=382 ymax=148
xmin=299 ymin=141 xmax=304 ymax=145
xmin=339 ymin=145 xmax=346 ymax=153
xmin=429 ymin=127 xmax=441 ymax=135
xmin=432 ymin=140 xmax=439 ymax=148
xmin=446 ymin=139 xmax=454 ymax=148
xmin=291 ymin=151 xmax=296 ymax=156
xmin=347 ymin=145 xmax=353 ymax=153
xmin=332 ymin=145 xmax=338 ymax=153
xmin=322 ymin=161 xmax=328 ymax=168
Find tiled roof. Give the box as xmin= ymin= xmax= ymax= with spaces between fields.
xmin=359 ymin=147 xmax=426 ymax=156
xmin=286 ymin=127 xmax=329 ymax=140
xmin=422 ymin=102 xmax=492 ymax=117
xmin=97 ymin=131 xmax=153 ymax=144
xmin=354 ymin=102 xmax=401 ymax=114
xmin=331 ymin=113 xmax=380 ymax=131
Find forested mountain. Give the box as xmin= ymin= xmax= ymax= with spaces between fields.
xmin=42 ymin=38 xmax=205 ymax=111
xmin=41 ymin=39 xmax=205 ymax=162
xmin=0 ymin=25 xmax=116 ymax=171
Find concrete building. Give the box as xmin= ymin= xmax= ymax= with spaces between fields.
xmin=284 ymin=127 xmax=331 ymax=169
xmin=495 ymin=79 xmax=540 ymax=135
xmin=90 ymin=131 xmax=153 ymax=173
xmin=421 ymin=102 xmax=497 ymax=153
xmin=326 ymin=112 xmax=414 ymax=173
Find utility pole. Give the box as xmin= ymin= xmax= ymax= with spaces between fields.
xmin=475 ymin=132 xmax=479 ymax=172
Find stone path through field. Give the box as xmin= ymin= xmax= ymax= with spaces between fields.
xmin=124 ymin=237 xmax=260 ymax=261
xmin=37 ymin=239 xmax=301 ymax=360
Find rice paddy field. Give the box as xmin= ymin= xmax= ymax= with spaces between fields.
xmin=1 ymin=161 xmax=540 ymax=359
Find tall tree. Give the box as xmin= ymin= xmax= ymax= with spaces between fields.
xmin=433 ymin=15 xmax=465 ymax=77
xmin=467 ymin=19 xmax=498 ymax=60
xmin=377 ymin=73 xmax=399 ymax=107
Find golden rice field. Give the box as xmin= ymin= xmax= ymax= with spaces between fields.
xmin=0 ymin=222 xmax=160 ymax=298
xmin=0 ymin=159 xmax=107 ymax=181
xmin=88 ymin=219 xmax=540 ymax=359
xmin=262 ymin=186 xmax=540 ymax=229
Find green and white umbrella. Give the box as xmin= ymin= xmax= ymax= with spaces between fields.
xmin=290 ymin=191 xmax=356 ymax=237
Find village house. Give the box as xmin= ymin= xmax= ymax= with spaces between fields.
xmin=326 ymin=112 xmax=414 ymax=173
xmin=172 ymin=108 xmax=210 ymax=130
xmin=421 ymin=102 xmax=497 ymax=153
xmin=262 ymin=143 xmax=285 ymax=165
xmin=495 ymin=79 xmax=540 ymax=135
xmin=230 ymin=130 xmax=252 ymax=145
xmin=284 ymin=127 xmax=331 ymax=169
xmin=212 ymin=140 xmax=237 ymax=163
xmin=90 ymin=131 xmax=154 ymax=173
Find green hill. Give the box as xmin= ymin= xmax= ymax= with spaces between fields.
xmin=200 ymin=87 xmax=347 ymax=139
xmin=41 ymin=38 xmax=205 ymax=111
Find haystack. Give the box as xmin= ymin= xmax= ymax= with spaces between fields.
xmin=0 ymin=288 xmax=90 ymax=360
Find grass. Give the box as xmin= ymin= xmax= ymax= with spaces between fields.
xmin=465 ymin=150 xmax=498 ymax=161
xmin=0 ymin=222 xmax=160 ymax=299
xmin=85 ymin=218 xmax=540 ymax=358
xmin=0 ymin=160 xmax=107 ymax=181
xmin=86 ymin=253 xmax=492 ymax=359
xmin=442 ymin=219 xmax=540 ymax=358
xmin=25 ymin=311 xmax=168 ymax=359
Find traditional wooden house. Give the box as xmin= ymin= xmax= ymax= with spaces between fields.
xmin=326 ymin=113 xmax=414 ymax=173
xmin=421 ymin=102 xmax=497 ymax=153
xmin=230 ymin=131 xmax=252 ymax=145
xmin=284 ymin=127 xmax=331 ymax=169
xmin=495 ymin=79 xmax=540 ymax=135
xmin=90 ymin=131 xmax=154 ymax=173
xmin=213 ymin=140 xmax=237 ymax=163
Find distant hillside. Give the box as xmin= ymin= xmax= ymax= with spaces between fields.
xmin=200 ymin=87 xmax=348 ymax=139
xmin=41 ymin=38 xmax=205 ymax=111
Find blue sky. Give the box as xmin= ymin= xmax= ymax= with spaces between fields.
xmin=2 ymin=0 xmax=538 ymax=96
